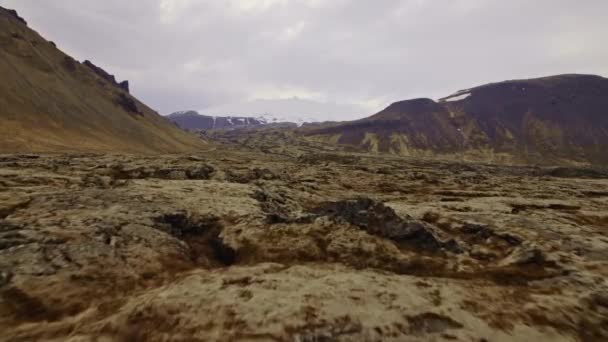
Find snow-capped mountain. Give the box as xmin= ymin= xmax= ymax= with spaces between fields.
xmin=253 ymin=112 xmax=318 ymax=127
xmin=201 ymin=98 xmax=367 ymax=123
xmin=167 ymin=111 xmax=270 ymax=130
xmin=167 ymin=98 xmax=369 ymax=130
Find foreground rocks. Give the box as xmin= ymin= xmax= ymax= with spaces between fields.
xmin=0 ymin=152 xmax=607 ymax=341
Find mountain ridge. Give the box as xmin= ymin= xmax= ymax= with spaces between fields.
xmin=302 ymin=74 xmax=608 ymax=165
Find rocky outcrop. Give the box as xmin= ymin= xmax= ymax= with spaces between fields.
xmin=115 ymin=93 xmax=140 ymax=115
xmin=313 ymin=198 xmax=460 ymax=253
xmin=0 ymin=7 xmax=27 ymax=26
xmin=83 ymin=60 xmax=130 ymax=93
xmin=118 ymin=80 xmax=129 ymax=93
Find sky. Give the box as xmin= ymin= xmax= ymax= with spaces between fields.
xmin=2 ymin=0 xmax=607 ymax=118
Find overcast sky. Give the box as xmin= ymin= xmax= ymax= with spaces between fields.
xmin=2 ymin=0 xmax=607 ymax=117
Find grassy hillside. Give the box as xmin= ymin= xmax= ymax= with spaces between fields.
xmin=0 ymin=7 xmax=205 ymax=153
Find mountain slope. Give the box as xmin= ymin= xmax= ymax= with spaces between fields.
xmin=303 ymin=74 xmax=608 ymax=165
xmin=0 ymin=7 xmax=205 ymax=153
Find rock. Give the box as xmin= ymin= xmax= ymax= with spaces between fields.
xmin=469 ymin=246 xmax=498 ymax=261
xmin=422 ymin=211 xmax=440 ymax=224
xmin=83 ymin=60 xmax=131 ymax=93
xmin=155 ymin=168 xmax=187 ymax=180
xmin=499 ymin=245 xmax=547 ymax=267
xmin=253 ymin=188 xmax=303 ymax=224
xmin=118 ymin=80 xmax=129 ymax=93
xmin=81 ymin=175 xmax=116 ymax=188
xmin=313 ymin=198 xmax=459 ymax=253
xmin=2 ymin=7 xmax=27 ymax=25
xmin=226 ymin=168 xmax=277 ymax=184
xmin=115 ymin=93 xmax=141 ymax=115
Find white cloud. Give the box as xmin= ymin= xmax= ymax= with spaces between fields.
xmin=247 ymin=84 xmax=324 ymax=101
xmin=230 ymin=0 xmax=288 ymax=13
xmin=159 ymin=0 xmax=194 ymax=23
xmin=4 ymin=0 xmax=607 ymax=115
xmin=278 ymin=21 xmax=308 ymax=41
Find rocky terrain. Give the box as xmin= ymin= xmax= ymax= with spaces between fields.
xmin=303 ymin=74 xmax=608 ymax=165
xmin=2 ymin=4 xmax=608 ymax=342
xmin=1 ymin=148 xmax=607 ymax=341
xmin=0 ymin=7 xmax=204 ymax=153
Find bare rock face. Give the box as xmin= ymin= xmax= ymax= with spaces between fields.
xmin=83 ymin=60 xmax=130 ymax=93
xmin=0 ymin=7 xmax=27 ymax=25
xmin=118 ymin=80 xmax=130 ymax=93
xmin=115 ymin=93 xmax=141 ymax=115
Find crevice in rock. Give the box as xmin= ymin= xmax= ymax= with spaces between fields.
xmin=154 ymin=212 xmax=236 ymax=267
xmin=115 ymin=93 xmax=141 ymax=115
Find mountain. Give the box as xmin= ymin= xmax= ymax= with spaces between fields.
xmin=168 ymin=98 xmax=368 ymax=130
xmin=303 ymin=74 xmax=608 ymax=165
xmin=0 ymin=7 xmax=205 ymax=153
xmin=167 ymin=110 xmax=276 ymax=130
xmin=196 ymin=98 xmax=368 ymax=125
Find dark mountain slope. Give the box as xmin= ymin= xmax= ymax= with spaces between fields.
xmin=0 ymin=7 xmax=205 ymax=153
xmin=304 ymin=74 xmax=608 ymax=165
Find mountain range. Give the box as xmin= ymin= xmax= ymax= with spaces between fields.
xmin=167 ymin=98 xmax=369 ymax=130
xmin=167 ymin=110 xmax=291 ymax=130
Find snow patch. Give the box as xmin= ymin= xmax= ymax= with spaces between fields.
xmin=444 ymin=92 xmax=472 ymax=102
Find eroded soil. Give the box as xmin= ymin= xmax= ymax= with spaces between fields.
xmin=1 ymin=150 xmax=607 ymax=341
